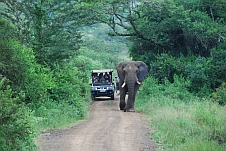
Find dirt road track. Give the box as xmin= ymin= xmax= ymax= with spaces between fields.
xmin=36 ymin=93 xmax=156 ymax=151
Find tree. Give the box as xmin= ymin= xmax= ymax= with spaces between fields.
xmin=0 ymin=19 xmax=36 ymax=150
xmin=0 ymin=18 xmax=34 ymax=89
xmin=0 ymin=0 xmax=97 ymax=65
xmin=91 ymin=0 xmax=226 ymax=58
xmin=89 ymin=0 xmax=226 ymax=93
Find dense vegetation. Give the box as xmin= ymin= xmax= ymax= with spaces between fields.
xmin=0 ymin=0 xmax=226 ymax=150
xmin=0 ymin=1 xmax=126 ymax=150
xmin=136 ymin=76 xmax=226 ymax=150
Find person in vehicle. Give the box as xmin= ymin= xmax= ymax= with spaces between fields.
xmin=99 ymin=73 xmax=103 ymax=80
xmin=115 ymin=76 xmax=120 ymax=92
xmin=104 ymin=72 xmax=110 ymax=82
xmin=92 ymin=73 xmax=99 ymax=83
xmin=99 ymin=75 xmax=105 ymax=83
xmin=94 ymin=77 xmax=99 ymax=83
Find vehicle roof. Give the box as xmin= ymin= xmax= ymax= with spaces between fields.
xmin=91 ymin=69 xmax=113 ymax=73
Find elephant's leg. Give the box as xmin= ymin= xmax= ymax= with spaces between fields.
xmin=125 ymin=94 xmax=135 ymax=112
xmin=119 ymin=87 xmax=126 ymax=110
xmin=125 ymin=85 xmax=135 ymax=112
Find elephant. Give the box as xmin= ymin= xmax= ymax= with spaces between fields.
xmin=116 ymin=61 xmax=148 ymax=112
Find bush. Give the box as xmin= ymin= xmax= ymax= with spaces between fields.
xmin=0 ymin=33 xmax=35 ymax=91
xmin=23 ymin=64 xmax=55 ymax=103
xmin=32 ymin=60 xmax=91 ymax=131
xmin=33 ymin=97 xmax=90 ymax=132
xmin=0 ymin=18 xmax=51 ymax=103
xmin=207 ymin=47 xmax=226 ymax=89
xmin=135 ymin=76 xmax=226 ymax=151
xmin=212 ymin=82 xmax=226 ymax=105
xmin=185 ymin=56 xmax=212 ymax=97
xmin=42 ymin=59 xmax=90 ymax=115
xmin=138 ymin=75 xmax=192 ymax=105
xmin=150 ymin=54 xmax=178 ymax=83
xmin=0 ymin=78 xmax=36 ymax=151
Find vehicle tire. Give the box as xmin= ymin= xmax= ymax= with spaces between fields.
xmin=91 ymin=95 xmax=95 ymax=100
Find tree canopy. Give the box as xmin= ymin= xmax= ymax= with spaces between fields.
xmin=0 ymin=0 xmax=99 ymax=65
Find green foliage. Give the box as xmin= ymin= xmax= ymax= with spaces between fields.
xmin=150 ymin=54 xmax=183 ymax=83
xmin=184 ymin=46 xmax=226 ymax=97
xmin=212 ymin=82 xmax=226 ymax=105
xmin=0 ymin=17 xmax=91 ymax=148
xmin=102 ymin=0 xmax=226 ymax=59
xmin=33 ymin=97 xmax=90 ymax=132
xmin=76 ymin=47 xmax=104 ymax=69
xmin=149 ymin=50 xmax=226 ymax=97
xmin=0 ymin=18 xmax=34 ymax=90
xmin=207 ymin=46 xmax=226 ymax=89
xmin=0 ymin=78 xmax=36 ymax=151
xmin=0 ymin=39 xmax=35 ymax=88
xmin=0 ymin=18 xmax=53 ymax=104
xmin=179 ymin=0 xmax=226 ymax=23
xmin=50 ymin=61 xmax=89 ymax=104
xmin=1 ymin=0 xmax=226 ymax=150
xmin=23 ymin=64 xmax=55 ymax=103
xmin=0 ymin=0 xmax=88 ymax=65
xmin=32 ymin=59 xmax=91 ymax=131
xmin=185 ymin=57 xmax=210 ymax=95
xmin=137 ymin=75 xmax=193 ymax=106
xmin=0 ymin=18 xmax=17 ymax=39
xmin=187 ymin=9 xmax=225 ymax=56
xmin=136 ymin=0 xmax=224 ymax=57
xmin=97 ymin=0 xmax=226 ymax=95
xmin=136 ymin=76 xmax=226 ymax=151
xmin=80 ymin=23 xmax=130 ymax=69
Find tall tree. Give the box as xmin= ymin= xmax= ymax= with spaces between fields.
xmin=0 ymin=0 xmax=97 ymax=65
xmin=93 ymin=0 xmax=226 ymax=60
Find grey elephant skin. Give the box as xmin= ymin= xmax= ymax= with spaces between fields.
xmin=116 ymin=61 xmax=148 ymax=112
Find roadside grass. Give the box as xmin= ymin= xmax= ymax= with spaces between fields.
xmin=107 ymin=101 xmax=113 ymax=106
xmin=135 ymin=76 xmax=226 ymax=151
xmin=32 ymin=95 xmax=91 ymax=132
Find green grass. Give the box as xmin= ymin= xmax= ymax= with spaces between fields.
xmin=135 ymin=76 xmax=226 ymax=151
xmin=32 ymin=96 xmax=91 ymax=132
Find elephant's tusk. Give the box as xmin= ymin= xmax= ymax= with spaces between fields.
xmin=137 ymin=81 xmax=141 ymax=85
xmin=122 ymin=82 xmax=126 ymax=88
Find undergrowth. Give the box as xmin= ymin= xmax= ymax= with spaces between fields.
xmin=31 ymin=95 xmax=91 ymax=132
xmin=0 ymin=78 xmax=36 ymax=151
xmin=135 ymin=76 xmax=226 ymax=151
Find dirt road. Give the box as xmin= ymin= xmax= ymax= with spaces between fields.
xmin=36 ymin=93 xmax=156 ymax=151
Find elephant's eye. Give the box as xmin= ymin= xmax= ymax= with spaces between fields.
xmin=136 ymin=69 xmax=139 ymax=74
xmin=123 ymin=69 xmax=126 ymax=75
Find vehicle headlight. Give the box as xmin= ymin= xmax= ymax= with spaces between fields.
xmin=91 ymin=86 xmax=96 ymax=90
xmin=107 ymin=87 xmax=114 ymax=90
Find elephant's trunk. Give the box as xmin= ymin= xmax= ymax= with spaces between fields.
xmin=124 ymin=79 xmax=136 ymax=112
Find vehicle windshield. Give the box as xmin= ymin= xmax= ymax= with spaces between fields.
xmin=91 ymin=69 xmax=113 ymax=84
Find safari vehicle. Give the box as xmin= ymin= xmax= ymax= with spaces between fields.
xmin=90 ymin=69 xmax=115 ymax=100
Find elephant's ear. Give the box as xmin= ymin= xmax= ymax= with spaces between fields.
xmin=137 ymin=61 xmax=148 ymax=82
xmin=116 ymin=62 xmax=126 ymax=80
